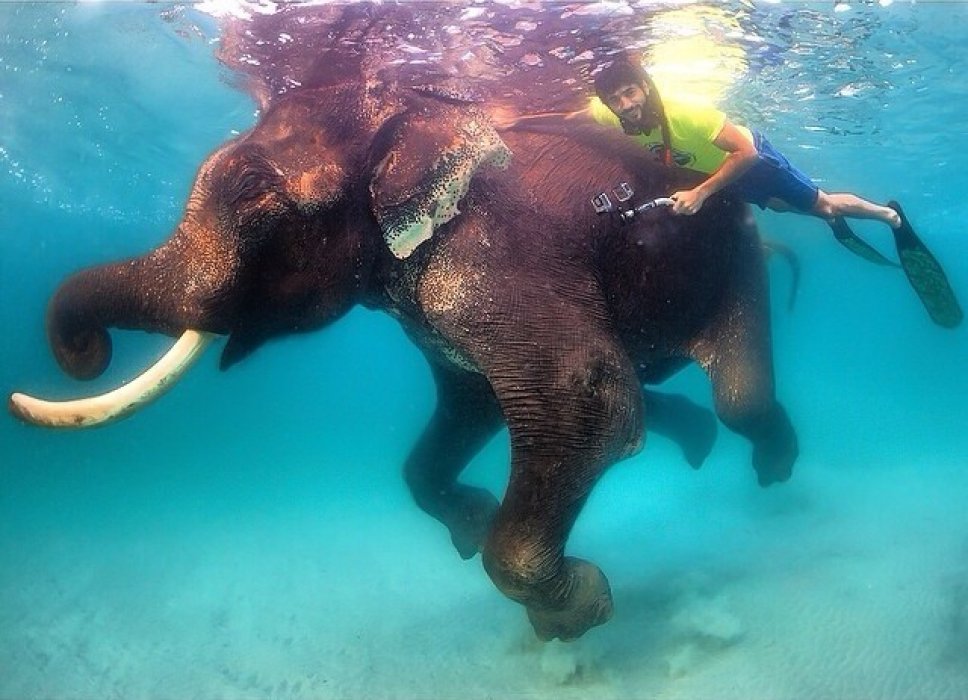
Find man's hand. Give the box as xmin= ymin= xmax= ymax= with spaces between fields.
xmin=489 ymin=104 xmax=520 ymax=130
xmin=670 ymin=188 xmax=708 ymax=216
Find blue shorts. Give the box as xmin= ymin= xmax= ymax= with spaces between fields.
xmin=727 ymin=131 xmax=819 ymax=212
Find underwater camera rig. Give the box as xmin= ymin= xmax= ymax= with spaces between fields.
xmin=591 ymin=181 xmax=674 ymax=224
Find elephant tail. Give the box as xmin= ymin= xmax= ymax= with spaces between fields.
xmin=762 ymin=238 xmax=800 ymax=312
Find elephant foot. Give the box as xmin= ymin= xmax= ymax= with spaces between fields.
xmin=675 ymin=403 xmax=718 ymax=470
xmin=526 ymin=559 xmax=614 ymax=642
xmin=448 ymin=487 xmax=500 ymax=560
xmin=752 ymin=426 xmax=798 ymax=487
xmin=646 ymin=392 xmax=717 ymax=469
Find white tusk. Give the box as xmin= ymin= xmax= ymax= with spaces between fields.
xmin=9 ymin=329 xmax=217 ymax=429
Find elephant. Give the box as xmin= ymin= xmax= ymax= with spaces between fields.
xmin=9 ymin=78 xmax=798 ymax=642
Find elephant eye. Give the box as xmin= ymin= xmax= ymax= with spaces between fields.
xmin=222 ymin=145 xmax=286 ymax=209
xmin=224 ymin=161 xmax=283 ymax=207
xmin=231 ymin=168 xmax=276 ymax=206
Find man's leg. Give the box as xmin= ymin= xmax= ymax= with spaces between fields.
xmin=765 ymin=192 xmax=898 ymax=228
xmin=766 ymin=195 xmax=900 ymax=266
xmin=811 ymin=190 xmax=901 ymax=228
xmin=749 ymin=142 xmax=960 ymax=326
xmin=767 ymin=196 xmax=962 ymax=328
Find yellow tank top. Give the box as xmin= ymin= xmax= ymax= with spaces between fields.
xmin=588 ymin=96 xmax=753 ymax=173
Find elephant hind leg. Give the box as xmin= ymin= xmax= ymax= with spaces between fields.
xmin=404 ymin=362 xmax=504 ymax=559
xmin=718 ymin=388 xmax=798 ymax=487
xmin=692 ymin=236 xmax=798 ymax=487
xmin=751 ymin=405 xmax=798 ymax=487
xmin=698 ymin=335 xmax=799 ymax=486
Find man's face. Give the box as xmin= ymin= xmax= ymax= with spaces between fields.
xmin=603 ymin=82 xmax=658 ymax=133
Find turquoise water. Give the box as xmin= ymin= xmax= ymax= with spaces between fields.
xmin=2 ymin=3 xmax=967 ymax=698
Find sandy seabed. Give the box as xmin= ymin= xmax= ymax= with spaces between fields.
xmin=3 ymin=447 xmax=968 ymax=700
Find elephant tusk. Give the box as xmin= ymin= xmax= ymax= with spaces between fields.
xmin=8 ymin=329 xmax=217 ymax=429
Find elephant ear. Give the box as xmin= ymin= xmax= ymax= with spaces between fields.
xmin=369 ymin=105 xmax=511 ymax=259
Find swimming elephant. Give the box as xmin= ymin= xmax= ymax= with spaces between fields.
xmin=9 ymin=79 xmax=797 ymax=641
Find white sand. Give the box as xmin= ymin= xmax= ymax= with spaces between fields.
xmin=3 ymin=444 xmax=968 ymax=700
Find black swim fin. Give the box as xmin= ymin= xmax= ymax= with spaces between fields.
xmin=888 ymin=201 xmax=963 ymax=328
xmin=828 ymin=217 xmax=898 ymax=267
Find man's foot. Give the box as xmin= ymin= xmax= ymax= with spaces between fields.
xmin=885 ymin=207 xmax=902 ymax=229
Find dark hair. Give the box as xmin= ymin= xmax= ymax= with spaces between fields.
xmin=593 ymin=56 xmax=673 ymax=167
xmin=593 ymin=59 xmax=648 ymax=101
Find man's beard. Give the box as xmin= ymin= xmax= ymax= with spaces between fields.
xmin=619 ymin=115 xmax=646 ymax=135
xmin=618 ymin=107 xmax=657 ymax=136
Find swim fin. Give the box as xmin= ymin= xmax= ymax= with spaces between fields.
xmin=828 ymin=217 xmax=898 ymax=267
xmin=888 ymin=201 xmax=963 ymax=328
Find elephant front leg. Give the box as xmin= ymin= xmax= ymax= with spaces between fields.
xmin=417 ymin=231 xmax=642 ymax=640
xmin=484 ymin=484 xmax=616 ymax=642
xmin=404 ymin=362 xmax=504 ymax=559
xmin=481 ymin=345 xmax=644 ymax=641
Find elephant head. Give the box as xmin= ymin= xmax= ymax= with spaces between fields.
xmin=10 ymin=82 xmax=509 ymax=427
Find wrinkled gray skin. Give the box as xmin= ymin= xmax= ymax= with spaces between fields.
xmin=39 ymin=81 xmax=796 ymax=641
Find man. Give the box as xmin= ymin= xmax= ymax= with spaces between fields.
xmin=592 ymin=57 xmax=901 ymax=229
xmin=499 ymin=56 xmax=961 ymax=328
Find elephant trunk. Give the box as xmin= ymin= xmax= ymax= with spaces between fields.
xmin=46 ymin=242 xmax=226 ymax=380
xmin=9 ymin=233 xmax=237 ymax=428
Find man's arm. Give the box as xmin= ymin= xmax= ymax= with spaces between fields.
xmin=669 ymin=121 xmax=758 ymax=215
xmin=491 ymin=106 xmax=594 ymax=131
